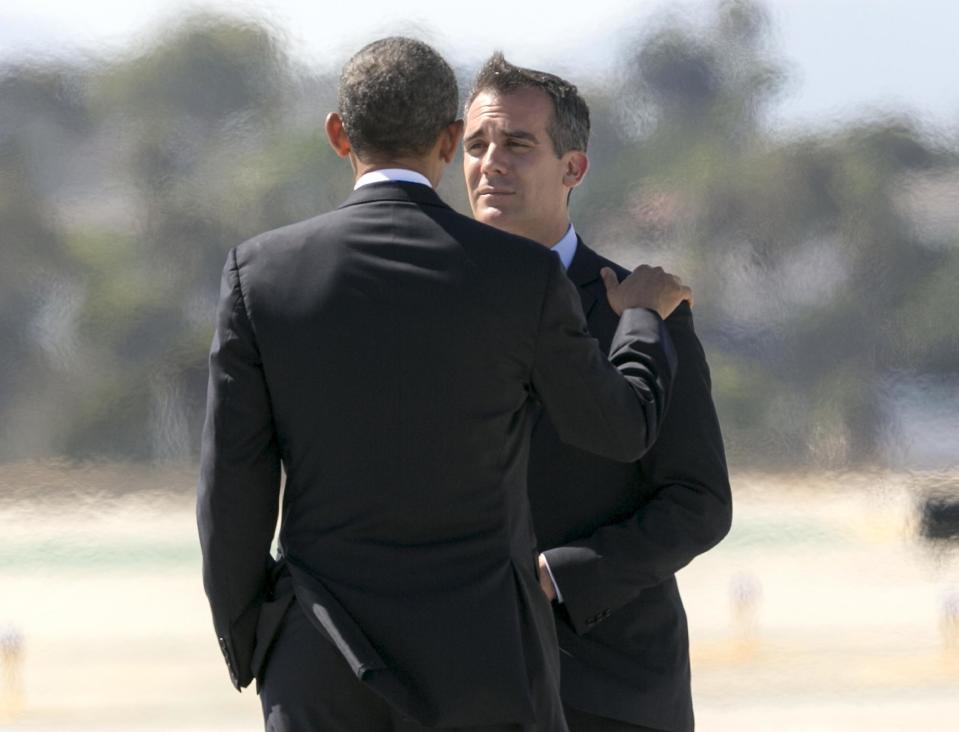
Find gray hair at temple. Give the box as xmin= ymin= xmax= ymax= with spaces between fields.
xmin=337 ymin=37 xmax=458 ymax=160
xmin=465 ymin=53 xmax=591 ymax=157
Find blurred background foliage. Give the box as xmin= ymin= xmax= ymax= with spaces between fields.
xmin=1 ymin=0 xmax=956 ymax=471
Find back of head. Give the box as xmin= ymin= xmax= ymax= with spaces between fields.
xmin=466 ymin=53 xmax=590 ymax=156
xmin=338 ymin=37 xmax=458 ymax=161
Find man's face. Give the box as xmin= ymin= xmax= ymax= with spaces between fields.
xmin=463 ymin=88 xmax=583 ymax=246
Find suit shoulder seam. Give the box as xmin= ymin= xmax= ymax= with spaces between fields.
xmin=228 ymin=248 xmax=261 ymax=351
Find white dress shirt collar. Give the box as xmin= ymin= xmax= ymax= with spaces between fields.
xmin=551 ymin=223 xmax=578 ymax=271
xmin=354 ymin=168 xmax=432 ymax=190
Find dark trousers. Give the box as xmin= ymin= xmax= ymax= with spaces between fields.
xmin=563 ymin=705 xmax=665 ymax=732
xmin=258 ymin=602 xmax=529 ymax=732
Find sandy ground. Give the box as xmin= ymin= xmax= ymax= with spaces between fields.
xmin=1 ymin=464 xmax=958 ymax=730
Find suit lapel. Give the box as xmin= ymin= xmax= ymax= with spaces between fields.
xmin=566 ymin=237 xmax=605 ymax=323
xmin=530 ymin=239 xmax=608 ymax=433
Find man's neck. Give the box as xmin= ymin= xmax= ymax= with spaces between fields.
xmin=523 ymin=217 xmax=572 ymax=250
xmin=352 ymin=158 xmax=439 ymax=188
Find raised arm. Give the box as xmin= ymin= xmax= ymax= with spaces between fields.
xmin=529 ymin=255 xmax=687 ymax=463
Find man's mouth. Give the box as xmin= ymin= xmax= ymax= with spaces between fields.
xmin=477 ymin=187 xmax=514 ymax=197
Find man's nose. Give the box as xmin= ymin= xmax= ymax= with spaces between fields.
xmin=480 ymin=143 xmax=507 ymax=176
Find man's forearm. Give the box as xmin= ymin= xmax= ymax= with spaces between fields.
xmin=531 ymin=257 xmax=677 ymax=463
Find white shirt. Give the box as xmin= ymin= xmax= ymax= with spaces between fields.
xmin=550 ymin=223 xmax=578 ymax=271
xmin=354 ymin=168 xmax=432 ymax=189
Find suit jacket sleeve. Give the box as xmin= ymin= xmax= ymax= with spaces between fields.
xmin=543 ymin=303 xmax=732 ymax=635
xmin=196 ymin=247 xmax=281 ymax=690
xmin=530 ymin=254 xmax=677 ymax=463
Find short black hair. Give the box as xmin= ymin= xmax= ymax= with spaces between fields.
xmin=466 ymin=53 xmax=590 ymax=156
xmin=338 ymin=37 xmax=458 ymax=160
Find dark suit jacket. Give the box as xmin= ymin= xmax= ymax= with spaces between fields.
xmin=197 ymin=182 xmax=679 ymax=728
xmin=529 ymin=241 xmax=731 ymax=732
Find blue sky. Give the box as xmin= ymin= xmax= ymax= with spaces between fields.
xmin=1 ymin=0 xmax=956 ymax=135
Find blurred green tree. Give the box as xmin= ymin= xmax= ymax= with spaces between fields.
xmin=579 ymin=1 xmax=958 ymax=467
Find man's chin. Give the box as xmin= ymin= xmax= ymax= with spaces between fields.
xmin=475 ymin=205 xmax=515 ymax=232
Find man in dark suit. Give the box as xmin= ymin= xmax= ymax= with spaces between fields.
xmin=463 ymin=55 xmax=732 ymax=732
xmin=197 ymin=38 xmax=694 ymax=731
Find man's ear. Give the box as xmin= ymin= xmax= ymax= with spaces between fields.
xmin=562 ymin=150 xmax=589 ymax=189
xmin=439 ymin=119 xmax=464 ymax=164
xmin=325 ymin=112 xmax=352 ymax=158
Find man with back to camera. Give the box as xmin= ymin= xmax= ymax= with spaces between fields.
xmin=197 ymin=38 xmax=694 ymax=731
xmin=462 ymin=54 xmax=732 ymax=732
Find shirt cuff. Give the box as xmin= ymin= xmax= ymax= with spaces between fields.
xmin=540 ymin=553 xmax=564 ymax=604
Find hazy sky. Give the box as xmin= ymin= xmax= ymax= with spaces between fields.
xmin=1 ymin=0 xmax=956 ymax=135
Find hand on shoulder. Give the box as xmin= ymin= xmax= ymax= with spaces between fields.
xmin=601 ymin=264 xmax=694 ymax=319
